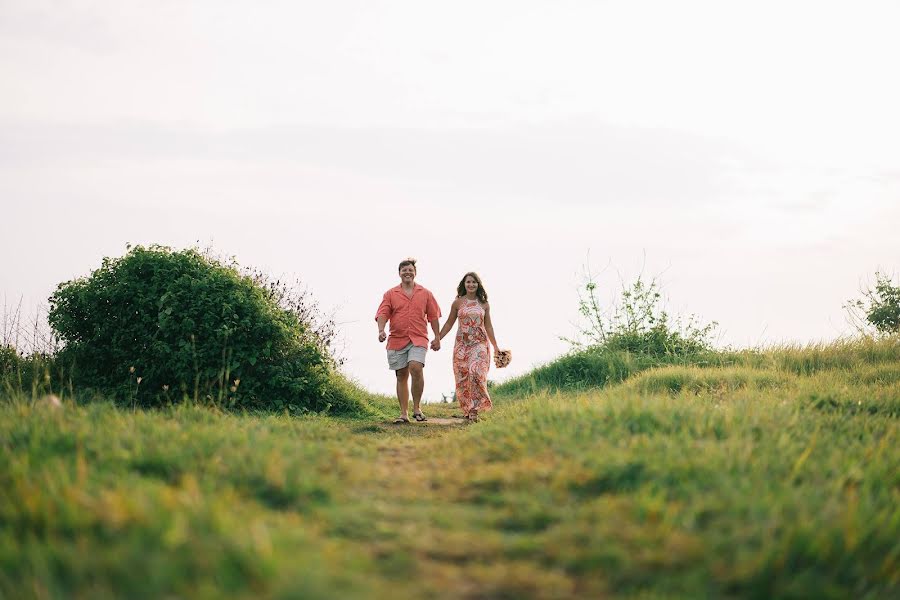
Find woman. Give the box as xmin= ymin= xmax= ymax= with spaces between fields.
xmin=438 ymin=272 xmax=501 ymax=421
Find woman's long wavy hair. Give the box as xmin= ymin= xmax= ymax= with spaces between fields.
xmin=457 ymin=272 xmax=488 ymax=303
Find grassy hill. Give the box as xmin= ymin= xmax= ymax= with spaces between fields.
xmin=2 ymin=338 xmax=898 ymax=599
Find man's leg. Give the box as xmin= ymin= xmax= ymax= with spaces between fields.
xmin=395 ymin=366 xmax=410 ymax=418
xmin=408 ymin=361 xmax=424 ymax=416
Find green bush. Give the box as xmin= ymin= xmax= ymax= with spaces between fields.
xmin=48 ymin=245 xmax=352 ymax=412
xmin=845 ymin=271 xmax=900 ymax=336
xmin=0 ymin=346 xmax=59 ymax=399
xmin=568 ymin=271 xmax=717 ymax=357
xmin=0 ymin=345 xmax=16 ymax=379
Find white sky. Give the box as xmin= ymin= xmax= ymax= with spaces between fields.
xmin=1 ymin=0 xmax=898 ymax=400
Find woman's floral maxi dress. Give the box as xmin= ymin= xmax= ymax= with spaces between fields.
xmin=453 ymin=299 xmax=492 ymax=417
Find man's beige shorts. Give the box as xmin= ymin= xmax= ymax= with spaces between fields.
xmin=387 ymin=343 xmax=427 ymax=370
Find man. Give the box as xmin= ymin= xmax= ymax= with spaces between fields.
xmin=375 ymin=258 xmax=442 ymax=423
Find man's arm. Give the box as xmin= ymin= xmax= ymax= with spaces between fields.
xmin=375 ymin=293 xmax=392 ymax=343
xmin=426 ymin=291 xmax=443 ymax=351
xmin=429 ymin=318 xmax=441 ymax=351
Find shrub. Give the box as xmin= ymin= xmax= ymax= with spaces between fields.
xmin=845 ymin=271 xmax=900 ymax=336
xmin=0 ymin=345 xmax=59 ymax=400
xmin=48 ymin=245 xmax=351 ymax=412
xmin=567 ymin=269 xmax=718 ymax=357
xmin=0 ymin=345 xmax=17 ymax=379
xmin=494 ymin=266 xmax=721 ymax=396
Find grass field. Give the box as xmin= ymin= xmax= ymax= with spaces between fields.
xmin=2 ymin=338 xmax=899 ymax=599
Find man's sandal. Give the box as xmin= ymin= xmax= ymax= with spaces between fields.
xmin=393 ymin=416 xmax=410 ymax=424
xmin=413 ymin=412 xmax=427 ymax=422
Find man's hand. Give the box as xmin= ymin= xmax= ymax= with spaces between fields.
xmin=430 ymin=338 xmax=441 ymax=351
xmin=378 ymin=330 xmax=387 ymax=343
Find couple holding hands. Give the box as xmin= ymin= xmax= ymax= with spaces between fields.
xmin=375 ymin=258 xmax=511 ymax=424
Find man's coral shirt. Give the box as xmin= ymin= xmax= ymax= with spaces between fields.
xmin=375 ymin=284 xmax=442 ymax=350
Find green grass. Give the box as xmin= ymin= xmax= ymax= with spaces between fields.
xmin=2 ymin=338 xmax=899 ymax=599
xmin=490 ymin=345 xmax=736 ymax=397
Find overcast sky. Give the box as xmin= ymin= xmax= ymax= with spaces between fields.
xmin=2 ymin=0 xmax=898 ymax=400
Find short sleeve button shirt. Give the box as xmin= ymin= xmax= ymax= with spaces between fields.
xmin=375 ymin=284 xmax=442 ymax=350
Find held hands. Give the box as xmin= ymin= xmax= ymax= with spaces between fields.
xmin=430 ymin=338 xmax=441 ymax=351
xmin=378 ymin=330 xmax=387 ymax=343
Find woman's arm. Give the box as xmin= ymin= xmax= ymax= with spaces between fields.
xmin=439 ymin=298 xmax=460 ymax=340
xmin=484 ymin=303 xmax=500 ymax=350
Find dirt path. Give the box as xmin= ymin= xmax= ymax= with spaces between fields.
xmin=382 ymin=416 xmax=467 ymax=427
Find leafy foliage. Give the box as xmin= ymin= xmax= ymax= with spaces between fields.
xmin=0 ymin=345 xmax=60 ymax=400
xmin=0 ymin=345 xmax=16 ymax=379
xmin=1 ymin=301 xmax=61 ymax=396
xmin=47 ymin=245 xmax=351 ymax=412
xmin=568 ymin=270 xmax=718 ymax=356
xmin=845 ymin=271 xmax=900 ymax=336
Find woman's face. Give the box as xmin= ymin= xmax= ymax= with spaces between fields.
xmin=464 ymin=276 xmax=479 ymax=295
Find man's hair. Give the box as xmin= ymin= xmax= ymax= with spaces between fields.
xmin=398 ymin=258 xmax=417 ymax=272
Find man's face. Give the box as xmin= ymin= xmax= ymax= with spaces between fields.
xmin=399 ymin=265 xmax=416 ymax=283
